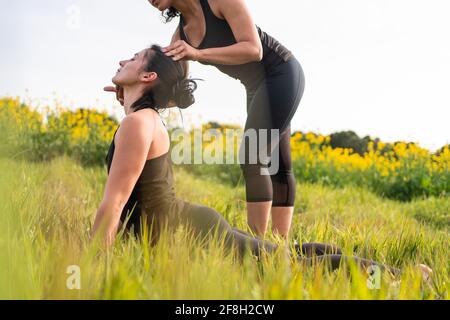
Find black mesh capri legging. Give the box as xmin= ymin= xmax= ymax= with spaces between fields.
xmin=239 ymin=56 xmax=306 ymax=207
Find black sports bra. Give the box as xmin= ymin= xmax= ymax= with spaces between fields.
xmin=179 ymin=0 xmax=294 ymax=91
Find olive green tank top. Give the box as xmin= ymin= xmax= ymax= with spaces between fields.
xmin=105 ymin=127 xmax=186 ymax=225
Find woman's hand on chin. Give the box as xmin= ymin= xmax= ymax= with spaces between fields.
xmin=104 ymin=85 xmax=124 ymax=106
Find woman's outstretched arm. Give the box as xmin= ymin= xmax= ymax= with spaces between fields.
xmin=163 ymin=0 xmax=263 ymax=65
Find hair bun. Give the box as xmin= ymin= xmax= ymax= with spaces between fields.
xmin=172 ymin=78 xmax=199 ymax=109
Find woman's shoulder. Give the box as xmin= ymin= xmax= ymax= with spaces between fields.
xmin=206 ymin=0 xmax=226 ymax=20
xmin=117 ymin=109 xmax=159 ymax=140
xmin=123 ymin=108 xmax=159 ymax=126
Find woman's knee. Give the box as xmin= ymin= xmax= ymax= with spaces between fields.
xmin=239 ymin=163 xmax=274 ymax=203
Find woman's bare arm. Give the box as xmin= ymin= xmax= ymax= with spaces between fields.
xmin=91 ymin=111 xmax=156 ymax=246
xmin=171 ymin=25 xmax=190 ymax=75
xmin=164 ymin=0 xmax=263 ymax=65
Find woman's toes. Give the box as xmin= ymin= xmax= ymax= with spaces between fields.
xmin=418 ymin=264 xmax=433 ymax=285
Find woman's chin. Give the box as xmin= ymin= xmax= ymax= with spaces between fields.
xmin=158 ymin=4 xmax=170 ymax=12
xmin=111 ymin=76 xmax=121 ymax=86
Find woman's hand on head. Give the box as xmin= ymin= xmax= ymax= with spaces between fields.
xmin=163 ymin=40 xmax=201 ymax=62
xmin=104 ymin=85 xmax=124 ymax=106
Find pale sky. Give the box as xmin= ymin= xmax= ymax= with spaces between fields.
xmin=1 ymin=0 xmax=449 ymax=152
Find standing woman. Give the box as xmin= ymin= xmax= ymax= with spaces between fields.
xmin=149 ymin=0 xmax=305 ymax=238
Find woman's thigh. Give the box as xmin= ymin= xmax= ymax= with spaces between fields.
xmin=245 ymin=57 xmax=305 ymax=134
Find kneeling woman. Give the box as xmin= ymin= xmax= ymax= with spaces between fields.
xmin=91 ymin=45 xmax=409 ymax=276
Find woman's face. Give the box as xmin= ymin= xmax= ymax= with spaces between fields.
xmin=112 ymin=49 xmax=152 ymax=87
xmin=148 ymin=0 xmax=173 ymax=12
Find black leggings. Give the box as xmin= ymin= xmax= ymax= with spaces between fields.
xmin=127 ymin=202 xmax=400 ymax=275
xmin=240 ymin=57 xmax=305 ymax=207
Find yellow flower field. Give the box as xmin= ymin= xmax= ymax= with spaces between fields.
xmin=1 ymin=96 xmax=449 ymax=202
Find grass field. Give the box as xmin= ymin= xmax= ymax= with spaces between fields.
xmin=0 ymin=155 xmax=448 ymax=300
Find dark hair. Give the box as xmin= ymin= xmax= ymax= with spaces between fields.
xmin=162 ymin=7 xmax=180 ymax=23
xmin=131 ymin=44 xmax=198 ymax=112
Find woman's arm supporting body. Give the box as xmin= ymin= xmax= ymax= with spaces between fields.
xmin=91 ymin=111 xmax=156 ymax=246
xmin=164 ymin=0 xmax=263 ymax=65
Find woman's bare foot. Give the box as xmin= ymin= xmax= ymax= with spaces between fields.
xmin=387 ymin=264 xmax=433 ymax=297
xmin=418 ymin=263 xmax=433 ymax=285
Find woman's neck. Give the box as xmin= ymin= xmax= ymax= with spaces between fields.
xmin=122 ymin=86 xmax=147 ymax=115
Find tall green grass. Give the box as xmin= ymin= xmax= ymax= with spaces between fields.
xmin=0 ymin=155 xmax=448 ymax=300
